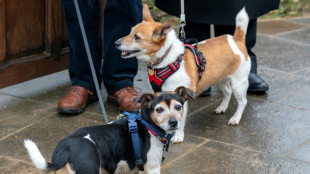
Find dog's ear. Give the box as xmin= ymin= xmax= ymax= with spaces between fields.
xmin=143 ymin=4 xmax=154 ymax=22
xmin=134 ymin=93 xmax=155 ymax=107
xmin=153 ymin=20 xmax=174 ymax=41
xmin=175 ymin=86 xmax=195 ymax=101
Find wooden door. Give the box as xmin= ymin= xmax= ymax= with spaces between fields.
xmin=0 ymin=0 xmax=69 ymax=88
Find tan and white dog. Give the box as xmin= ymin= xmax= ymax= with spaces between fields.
xmin=115 ymin=5 xmax=251 ymax=143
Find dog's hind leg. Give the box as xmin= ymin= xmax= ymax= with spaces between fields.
xmin=215 ymin=78 xmax=232 ymax=114
xmin=68 ymin=138 xmax=101 ymax=174
xmin=228 ymin=80 xmax=248 ymax=125
xmin=171 ymin=101 xmax=188 ymax=143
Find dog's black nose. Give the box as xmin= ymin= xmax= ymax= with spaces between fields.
xmin=169 ymin=118 xmax=178 ymax=128
xmin=115 ymin=39 xmax=121 ymax=47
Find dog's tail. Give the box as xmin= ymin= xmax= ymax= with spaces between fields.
xmin=234 ymin=7 xmax=249 ymax=43
xmin=24 ymin=139 xmax=70 ymax=172
xmin=24 ymin=139 xmax=49 ymax=170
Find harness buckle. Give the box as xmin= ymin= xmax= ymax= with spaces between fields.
xmin=117 ymin=113 xmax=126 ymax=120
xmin=128 ymin=120 xmax=138 ymax=132
xmin=161 ymin=138 xmax=168 ymax=145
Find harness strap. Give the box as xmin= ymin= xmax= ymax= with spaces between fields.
xmin=148 ymin=55 xmax=183 ymax=92
xmin=140 ymin=119 xmax=174 ymax=152
xmin=124 ymin=111 xmax=175 ymax=164
xmin=127 ymin=112 xmax=144 ymax=170
xmin=183 ymin=43 xmax=206 ymax=80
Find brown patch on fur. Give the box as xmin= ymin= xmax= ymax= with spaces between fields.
xmin=151 ymin=101 xmax=170 ymax=126
xmin=142 ymin=4 xmax=154 ymax=22
xmin=184 ymin=35 xmax=242 ymax=95
xmin=150 ymin=110 xmax=160 ymax=125
xmin=233 ymin=26 xmax=245 ymax=43
xmin=236 ymin=41 xmax=248 ymax=61
xmin=55 ymin=163 xmax=75 ymax=174
xmin=121 ymin=22 xmax=166 ymax=58
xmin=234 ymin=26 xmax=248 ymax=61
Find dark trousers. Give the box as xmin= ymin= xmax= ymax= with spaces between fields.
xmin=62 ymin=0 xmax=142 ymax=94
xmin=184 ymin=20 xmax=258 ymax=74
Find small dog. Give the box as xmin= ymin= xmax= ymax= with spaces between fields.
xmin=24 ymin=87 xmax=194 ymax=174
xmin=115 ymin=5 xmax=251 ymax=143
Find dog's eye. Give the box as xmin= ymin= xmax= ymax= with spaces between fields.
xmin=134 ymin=34 xmax=140 ymax=40
xmin=175 ymin=105 xmax=182 ymax=111
xmin=155 ymin=107 xmax=164 ymax=113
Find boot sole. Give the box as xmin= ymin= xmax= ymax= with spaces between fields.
xmin=247 ymin=88 xmax=269 ymax=93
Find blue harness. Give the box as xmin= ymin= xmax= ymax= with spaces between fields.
xmin=124 ymin=111 xmax=175 ymax=170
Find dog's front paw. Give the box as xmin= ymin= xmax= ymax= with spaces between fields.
xmin=171 ymin=130 xmax=184 ymax=144
xmin=215 ymin=106 xmax=226 ymax=114
xmin=228 ymin=116 xmax=241 ymax=126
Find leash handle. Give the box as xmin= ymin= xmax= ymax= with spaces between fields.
xmin=179 ymin=0 xmax=186 ymax=42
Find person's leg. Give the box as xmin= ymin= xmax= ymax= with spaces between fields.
xmin=244 ymin=20 xmax=269 ymax=92
xmin=214 ymin=20 xmax=269 ymax=92
xmin=63 ymin=0 xmax=102 ymax=91
xmin=183 ymin=20 xmax=211 ymax=42
xmin=103 ymin=0 xmax=143 ymax=111
xmin=58 ymin=0 xmax=101 ymax=114
xmin=102 ymin=0 xmax=141 ymax=94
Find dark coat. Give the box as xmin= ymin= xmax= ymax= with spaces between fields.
xmin=155 ymin=0 xmax=280 ymax=25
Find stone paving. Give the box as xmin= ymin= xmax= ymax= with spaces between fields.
xmin=1 ymin=17 xmax=310 ymax=174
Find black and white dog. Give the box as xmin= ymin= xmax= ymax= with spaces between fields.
xmin=24 ymin=86 xmax=194 ymax=174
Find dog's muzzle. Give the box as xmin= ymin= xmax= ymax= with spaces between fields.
xmin=168 ymin=118 xmax=178 ymax=129
xmin=114 ymin=39 xmax=121 ymax=48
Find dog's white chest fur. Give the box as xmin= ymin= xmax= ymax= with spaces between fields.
xmin=154 ymin=31 xmax=191 ymax=92
xmin=162 ymin=61 xmax=191 ymax=91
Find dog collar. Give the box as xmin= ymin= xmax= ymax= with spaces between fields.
xmin=148 ymin=45 xmax=172 ymax=68
xmin=139 ymin=117 xmax=175 ymax=152
xmin=148 ymin=55 xmax=183 ymax=92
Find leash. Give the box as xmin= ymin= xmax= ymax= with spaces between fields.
xmin=179 ymin=0 xmax=186 ymax=42
xmin=73 ymin=0 xmax=109 ymax=123
xmin=124 ymin=111 xmax=174 ymax=170
xmin=178 ymin=0 xmax=206 ymax=80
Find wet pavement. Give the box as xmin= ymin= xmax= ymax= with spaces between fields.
xmin=1 ymin=17 xmax=310 ymax=174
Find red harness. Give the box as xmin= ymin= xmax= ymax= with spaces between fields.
xmin=148 ymin=55 xmax=183 ymax=92
xmin=148 ymin=44 xmax=206 ymax=92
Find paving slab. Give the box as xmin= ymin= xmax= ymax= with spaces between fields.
xmin=286 ymin=141 xmax=310 ymax=163
xmin=253 ymin=34 xmax=310 ymax=72
xmin=276 ymin=28 xmax=310 ymax=45
xmin=290 ymin=17 xmax=310 ymax=26
xmin=293 ymin=67 xmax=310 ymax=78
xmin=0 ymin=112 xmax=106 ymax=162
xmin=185 ymin=98 xmax=310 ymax=156
xmin=0 ymin=156 xmax=40 ymax=174
xmin=254 ymin=67 xmax=310 ymax=110
xmin=257 ymin=20 xmax=308 ymax=35
xmin=162 ymin=140 xmax=310 ymax=174
xmin=0 ymin=96 xmax=55 ymax=140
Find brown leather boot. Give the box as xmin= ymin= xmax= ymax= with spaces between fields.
xmin=108 ymin=86 xmax=141 ymax=112
xmin=58 ymin=85 xmax=98 ymax=114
